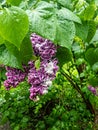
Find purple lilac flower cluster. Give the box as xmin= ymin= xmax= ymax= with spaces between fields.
xmin=30 ymin=33 xmax=57 ymax=60
xmin=88 ymin=85 xmax=98 ymax=95
xmin=29 ymin=34 xmax=58 ymax=100
xmin=4 ymin=66 xmax=28 ymax=90
xmin=4 ymin=33 xmax=58 ymax=101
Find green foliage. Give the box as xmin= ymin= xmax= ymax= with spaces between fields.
xmin=80 ymin=3 xmax=96 ymax=21
xmin=57 ymin=0 xmax=72 ymax=9
xmin=0 ymin=74 xmax=94 ymax=129
xmin=57 ymin=8 xmax=81 ymax=24
xmin=0 ymin=6 xmax=29 ymax=50
xmin=0 ymin=45 xmax=22 ymax=68
xmin=7 ymin=0 xmax=23 ymax=6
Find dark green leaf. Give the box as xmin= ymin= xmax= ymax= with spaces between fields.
xmin=57 ymin=0 xmax=72 ymax=9
xmin=86 ymin=21 xmax=96 ymax=43
xmin=85 ymin=47 xmax=98 ymax=66
xmin=20 ymin=35 xmax=33 ymax=64
xmin=56 ymin=47 xmax=72 ymax=67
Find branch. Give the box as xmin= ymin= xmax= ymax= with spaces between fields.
xmin=60 ymin=69 xmax=95 ymax=115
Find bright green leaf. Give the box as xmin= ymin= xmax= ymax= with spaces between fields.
xmin=7 ymin=0 xmax=23 ymax=6
xmin=0 ymin=6 xmax=29 ymax=49
xmin=35 ymin=58 xmax=41 ymax=70
xmin=80 ymin=4 xmax=96 ymax=21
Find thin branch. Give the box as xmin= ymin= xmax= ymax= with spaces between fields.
xmin=60 ymin=69 xmax=95 ymax=115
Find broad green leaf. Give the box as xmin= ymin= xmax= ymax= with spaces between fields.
xmin=56 ymin=47 xmax=72 ymax=67
xmin=26 ymin=1 xmax=56 ymax=41
xmin=80 ymin=4 xmax=96 ymax=21
xmin=5 ymin=35 xmax=33 ymax=65
xmin=75 ymin=22 xmax=89 ymax=41
xmin=20 ymin=35 xmax=33 ymax=64
xmin=26 ymin=1 xmax=76 ymax=49
xmin=86 ymin=21 xmax=96 ymax=43
xmin=85 ymin=47 xmax=98 ymax=66
xmin=7 ymin=0 xmax=23 ymax=6
xmin=55 ymin=19 xmax=75 ymax=49
xmin=0 ymin=45 xmax=22 ymax=68
xmin=57 ymin=8 xmax=81 ymax=24
xmin=0 ymin=6 xmax=29 ymax=49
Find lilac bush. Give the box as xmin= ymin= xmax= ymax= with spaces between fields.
xmin=4 ymin=33 xmax=59 ymax=101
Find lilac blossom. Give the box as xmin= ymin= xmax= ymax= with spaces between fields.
xmin=88 ymin=86 xmax=96 ymax=95
xmin=30 ymin=33 xmax=57 ymax=60
xmin=4 ymin=66 xmax=28 ymax=90
xmin=28 ymin=59 xmax=58 ymax=100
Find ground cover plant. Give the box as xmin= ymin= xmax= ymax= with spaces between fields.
xmin=0 ymin=0 xmax=98 ymax=129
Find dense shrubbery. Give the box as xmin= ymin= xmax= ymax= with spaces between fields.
xmin=0 ymin=73 xmax=94 ymax=130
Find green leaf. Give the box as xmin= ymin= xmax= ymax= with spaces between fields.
xmin=57 ymin=8 xmax=81 ymax=24
xmin=35 ymin=58 xmax=41 ymax=70
xmin=92 ymin=62 xmax=98 ymax=72
xmin=57 ymin=0 xmax=72 ymax=9
xmin=20 ymin=35 xmax=33 ymax=64
xmin=55 ymin=19 xmax=75 ymax=49
xmin=86 ymin=21 xmax=96 ymax=43
xmin=26 ymin=1 xmax=76 ymax=49
xmin=0 ymin=6 xmax=29 ymax=50
xmin=26 ymin=1 xmax=56 ymax=41
xmin=0 ymin=45 xmax=22 ymax=68
xmin=88 ymin=76 xmax=98 ymax=86
xmin=56 ymin=47 xmax=72 ymax=67
xmin=91 ymin=30 xmax=98 ymax=42
xmin=7 ymin=0 xmax=23 ymax=6
xmin=85 ymin=47 xmax=98 ymax=66
xmin=75 ymin=22 xmax=89 ymax=41
xmin=80 ymin=4 xmax=96 ymax=21
xmin=0 ymin=36 xmax=4 ymax=45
